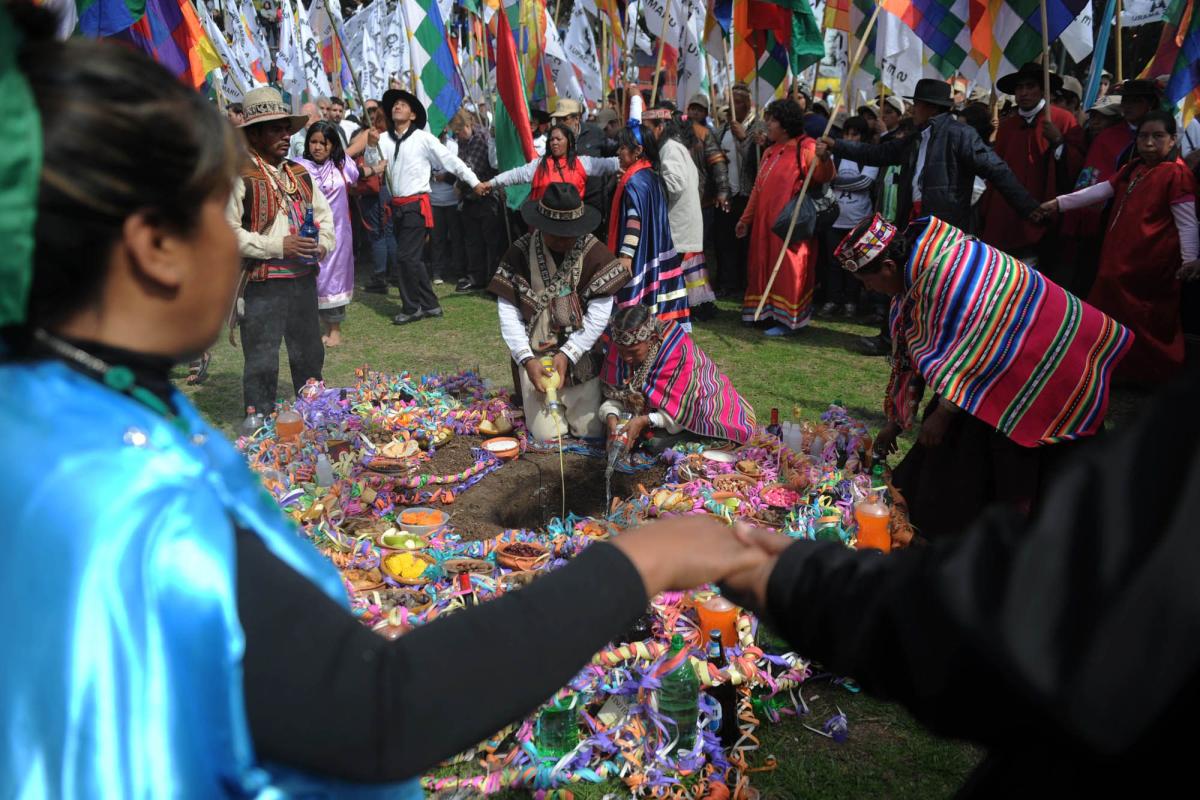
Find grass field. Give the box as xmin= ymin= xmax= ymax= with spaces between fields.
xmin=180 ymin=281 xmax=989 ymax=797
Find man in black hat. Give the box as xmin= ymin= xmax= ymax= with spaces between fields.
xmin=819 ymin=78 xmax=1039 ymax=355
xmin=379 ymin=88 xmax=482 ymax=325
xmin=979 ymin=63 xmax=1084 ymax=270
xmin=820 ymin=79 xmax=1038 ymax=236
xmin=487 ymin=184 xmax=630 ymax=442
xmin=530 ymin=108 xmax=552 ymax=156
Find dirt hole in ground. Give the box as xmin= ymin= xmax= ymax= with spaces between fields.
xmin=414 ymin=435 xmax=668 ymax=540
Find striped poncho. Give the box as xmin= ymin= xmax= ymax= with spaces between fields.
xmin=887 ymin=217 xmax=1132 ymax=447
xmin=601 ymin=321 xmax=756 ymax=444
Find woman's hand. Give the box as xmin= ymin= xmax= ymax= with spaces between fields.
xmin=718 ymin=522 xmax=797 ymax=611
xmin=612 ymin=517 xmax=771 ymax=597
xmin=474 ymin=181 xmax=492 ymax=196
xmin=735 ymin=220 xmax=749 ymax=238
xmin=1032 ymin=198 xmax=1059 ymax=223
xmin=619 ymin=255 xmax=633 ymax=275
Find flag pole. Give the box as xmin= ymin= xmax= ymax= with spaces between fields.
xmin=650 ymin=0 xmax=675 ymax=105
xmin=329 ymin=14 xmax=368 ymax=112
xmin=1039 ymin=0 xmax=1051 ymax=101
xmin=1115 ymin=0 xmax=1123 ymax=82
xmin=719 ymin=31 xmax=735 ymax=116
xmin=754 ymin=2 xmax=883 ymax=321
xmin=398 ymin=0 xmax=421 ymax=96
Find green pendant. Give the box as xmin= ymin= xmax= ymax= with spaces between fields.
xmin=103 ymin=366 xmax=136 ymax=392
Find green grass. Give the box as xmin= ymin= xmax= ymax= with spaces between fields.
xmin=177 ymin=282 xmax=988 ymax=796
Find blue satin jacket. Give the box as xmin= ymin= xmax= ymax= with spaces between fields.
xmin=0 ymin=361 xmax=421 ymax=798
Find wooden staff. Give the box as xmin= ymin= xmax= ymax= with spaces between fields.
xmin=398 ymin=0 xmax=421 ymax=96
xmin=1039 ymin=0 xmax=1052 ymax=101
xmin=650 ymin=0 xmax=675 ymax=106
xmin=1115 ymin=0 xmax=1124 ymax=82
xmin=719 ymin=28 xmax=735 ymax=114
xmin=601 ymin=16 xmax=609 ymax=98
xmin=328 ymin=11 xmax=368 ymax=113
xmin=753 ymin=2 xmax=883 ymax=321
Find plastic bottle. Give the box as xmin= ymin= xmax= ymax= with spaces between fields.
xmin=314 ymin=454 xmax=334 ymax=487
xmin=535 ymin=694 xmax=579 ymax=759
xmin=298 ymin=202 xmax=320 ymax=265
xmin=854 ymin=496 xmax=892 ymax=552
xmin=275 ymin=405 xmax=304 ymax=442
xmin=657 ymin=634 xmax=699 ymax=753
xmin=706 ymin=629 xmax=738 ymax=748
xmin=240 ymin=406 xmax=265 ymax=438
xmin=870 ymin=463 xmax=888 ymax=501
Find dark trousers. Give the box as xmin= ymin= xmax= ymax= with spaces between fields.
xmin=393 ymin=204 xmax=440 ymax=314
xmin=361 ymin=192 xmax=396 ymax=283
xmin=711 ymin=195 xmax=749 ymax=293
xmin=460 ymin=195 xmax=504 ymax=285
xmin=430 ymin=203 xmax=466 ymax=282
xmin=241 ymin=272 xmax=324 ymax=413
xmin=819 ymin=226 xmax=862 ymax=306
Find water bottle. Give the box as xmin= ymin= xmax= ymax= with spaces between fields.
xmin=240 ymin=406 xmax=265 ymax=437
xmin=315 ymin=454 xmax=334 ymax=487
xmin=705 ymin=629 xmax=738 ymax=748
xmin=535 ymin=694 xmax=579 ymax=760
xmin=870 ymin=463 xmax=889 ymax=502
xmin=657 ymin=634 xmax=699 ymax=753
xmin=298 ymin=202 xmax=319 ymax=265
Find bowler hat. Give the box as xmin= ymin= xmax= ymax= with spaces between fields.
xmin=381 ymin=89 xmax=427 ymax=131
xmin=520 ymin=183 xmax=601 ymax=238
xmin=996 ymin=62 xmax=1063 ymax=96
xmin=907 ymin=79 xmax=954 ymax=108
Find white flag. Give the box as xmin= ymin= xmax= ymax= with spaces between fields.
xmin=384 ymin=1 xmax=408 ymax=87
xmin=544 ymin=5 xmax=586 ymax=102
xmin=875 ymin=10 xmax=930 ymax=100
xmin=361 ymin=0 xmax=389 ymax=102
xmin=238 ymin=0 xmax=271 ymax=71
xmin=674 ymin=0 xmax=708 ymax=107
xmin=1061 ymin=1 xmax=1094 ymax=63
xmin=1121 ymin=0 xmax=1168 ymax=26
xmin=564 ymin=0 xmax=603 ymax=104
xmin=302 ymin=0 xmax=335 ymax=98
xmin=277 ymin=0 xmax=308 ymax=102
xmin=197 ymin=0 xmax=252 ymax=99
xmin=626 ymin=0 xmax=654 ymax=56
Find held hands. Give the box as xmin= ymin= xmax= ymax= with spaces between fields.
xmin=612 ymin=517 xmax=777 ymax=597
xmin=282 ymin=234 xmax=320 ymax=261
xmin=1030 ymin=198 xmax=1060 ymax=224
xmin=474 ymin=181 xmax=492 ymax=196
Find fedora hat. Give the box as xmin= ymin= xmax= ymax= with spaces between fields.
xmin=239 ymin=87 xmax=309 ymax=134
xmin=520 ymin=183 xmax=600 ymax=238
xmin=382 ymin=88 xmax=428 ymax=131
xmin=996 ymin=62 xmax=1063 ymax=95
xmin=907 ymin=78 xmax=954 ymax=108
xmin=1111 ymin=79 xmax=1160 ymax=99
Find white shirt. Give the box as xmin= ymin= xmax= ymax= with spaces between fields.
xmin=1182 ymin=118 xmax=1200 ymax=157
xmin=912 ymin=126 xmax=932 ymax=202
xmin=490 ymin=155 xmax=619 ymax=188
xmin=339 ymin=119 xmax=358 ymax=144
xmin=496 ymin=295 xmax=614 ymax=366
xmin=383 ymin=126 xmax=480 ymax=198
xmin=429 ymin=138 xmax=461 ymax=207
xmin=598 ymin=399 xmax=683 ymax=434
xmin=721 ymin=128 xmax=741 ymax=195
xmin=288 ymin=127 xmax=308 ymax=160
xmin=226 ymin=159 xmax=336 ymax=259
xmin=831 ymin=158 xmax=878 ymax=229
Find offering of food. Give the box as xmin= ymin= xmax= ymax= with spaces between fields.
xmin=701 ymin=449 xmax=737 ymax=465
xmin=761 ymin=485 xmax=801 ymax=508
xmin=378 ymin=529 xmax=427 ymax=551
xmin=478 ymin=415 xmax=514 ymax=436
xmin=735 ymin=459 xmax=763 ymax=478
xmin=342 ymin=567 xmax=384 ymax=592
xmin=495 ymin=541 xmax=550 ymax=570
xmin=382 ymin=552 xmax=434 ymax=583
xmin=379 ymin=438 xmax=421 ymax=459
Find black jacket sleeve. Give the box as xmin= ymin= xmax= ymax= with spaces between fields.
xmin=743 ymin=370 xmax=1200 ymax=757
xmin=238 ymin=537 xmax=648 ymax=783
xmin=957 ymin=126 xmax=1040 ymax=217
xmin=832 ymin=135 xmax=912 ymax=169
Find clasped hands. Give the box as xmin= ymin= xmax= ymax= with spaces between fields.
xmin=611 ymin=517 xmax=796 ymax=612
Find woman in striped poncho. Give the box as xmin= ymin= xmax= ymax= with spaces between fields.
xmin=834 ymin=215 xmax=1132 ymax=540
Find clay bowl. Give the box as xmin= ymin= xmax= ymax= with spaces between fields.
xmin=701 ymin=449 xmax=738 ymax=466
xmin=342 ymin=566 xmax=385 ymax=594
xmin=381 ymin=550 xmax=437 ymax=585
xmin=500 ymin=570 xmax=539 ymax=591
xmin=482 ymin=436 xmax=521 ymax=461
xmin=442 ymin=557 xmax=495 ymax=576
xmin=495 ymin=541 xmax=551 ymax=571
xmin=372 ymin=586 xmax=433 ymax=616
xmin=711 ymin=472 xmax=758 ymax=496
xmin=396 ymin=506 xmax=449 ymax=537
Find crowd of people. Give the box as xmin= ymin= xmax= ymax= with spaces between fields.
xmin=5 ymin=3 xmax=1200 ymax=797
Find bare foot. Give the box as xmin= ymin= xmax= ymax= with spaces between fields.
xmin=325 ymin=328 xmax=343 ymax=347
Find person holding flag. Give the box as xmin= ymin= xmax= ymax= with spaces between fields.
xmin=379 ymin=88 xmax=481 ymax=326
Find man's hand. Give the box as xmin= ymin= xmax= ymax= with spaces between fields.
xmin=474 ymin=181 xmax=492 ymax=196
xmin=1032 ymin=198 xmax=1059 ymax=223
xmin=917 ymin=403 xmax=955 ymax=448
xmin=551 ymin=351 xmax=570 ymax=384
xmin=606 ymin=413 xmax=622 ymax=439
xmin=731 ymin=120 xmax=747 ymax=141
xmin=1042 ymin=117 xmax=1063 ymax=147
xmin=735 ymin=220 xmax=749 ymax=238
xmin=367 ymin=128 xmax=380 ymax=146
xmin=718 ymin=195 xmax=732 ymax=213
xmin=317 ymin=245 xmax=328 ymax=261
xmin=524 ymin=358 xmax=549 ymax=393
xmin=815 ymin=136 xmax=836 ymax=160
xmin=283 ymin=234 xmax=320 ymax=261
xmin=611 ymin=516 xmax=771 ymax=597
xmin=1178 ymin=260 xmax=1200 ymax=282
xmin=874 ymin=421 xmax=902 ymax=458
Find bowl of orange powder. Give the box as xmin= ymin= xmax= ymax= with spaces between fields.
xmin=397 ymin=506 xmax=449 ymax=537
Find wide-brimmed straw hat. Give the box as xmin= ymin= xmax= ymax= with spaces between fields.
xmin=382 ymin=88 xmax=428 ymax=131
xmin=520 ymin=183 xmax=600 ymax=237
xmin=239 ymin=87 xmax=309 ymax=134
